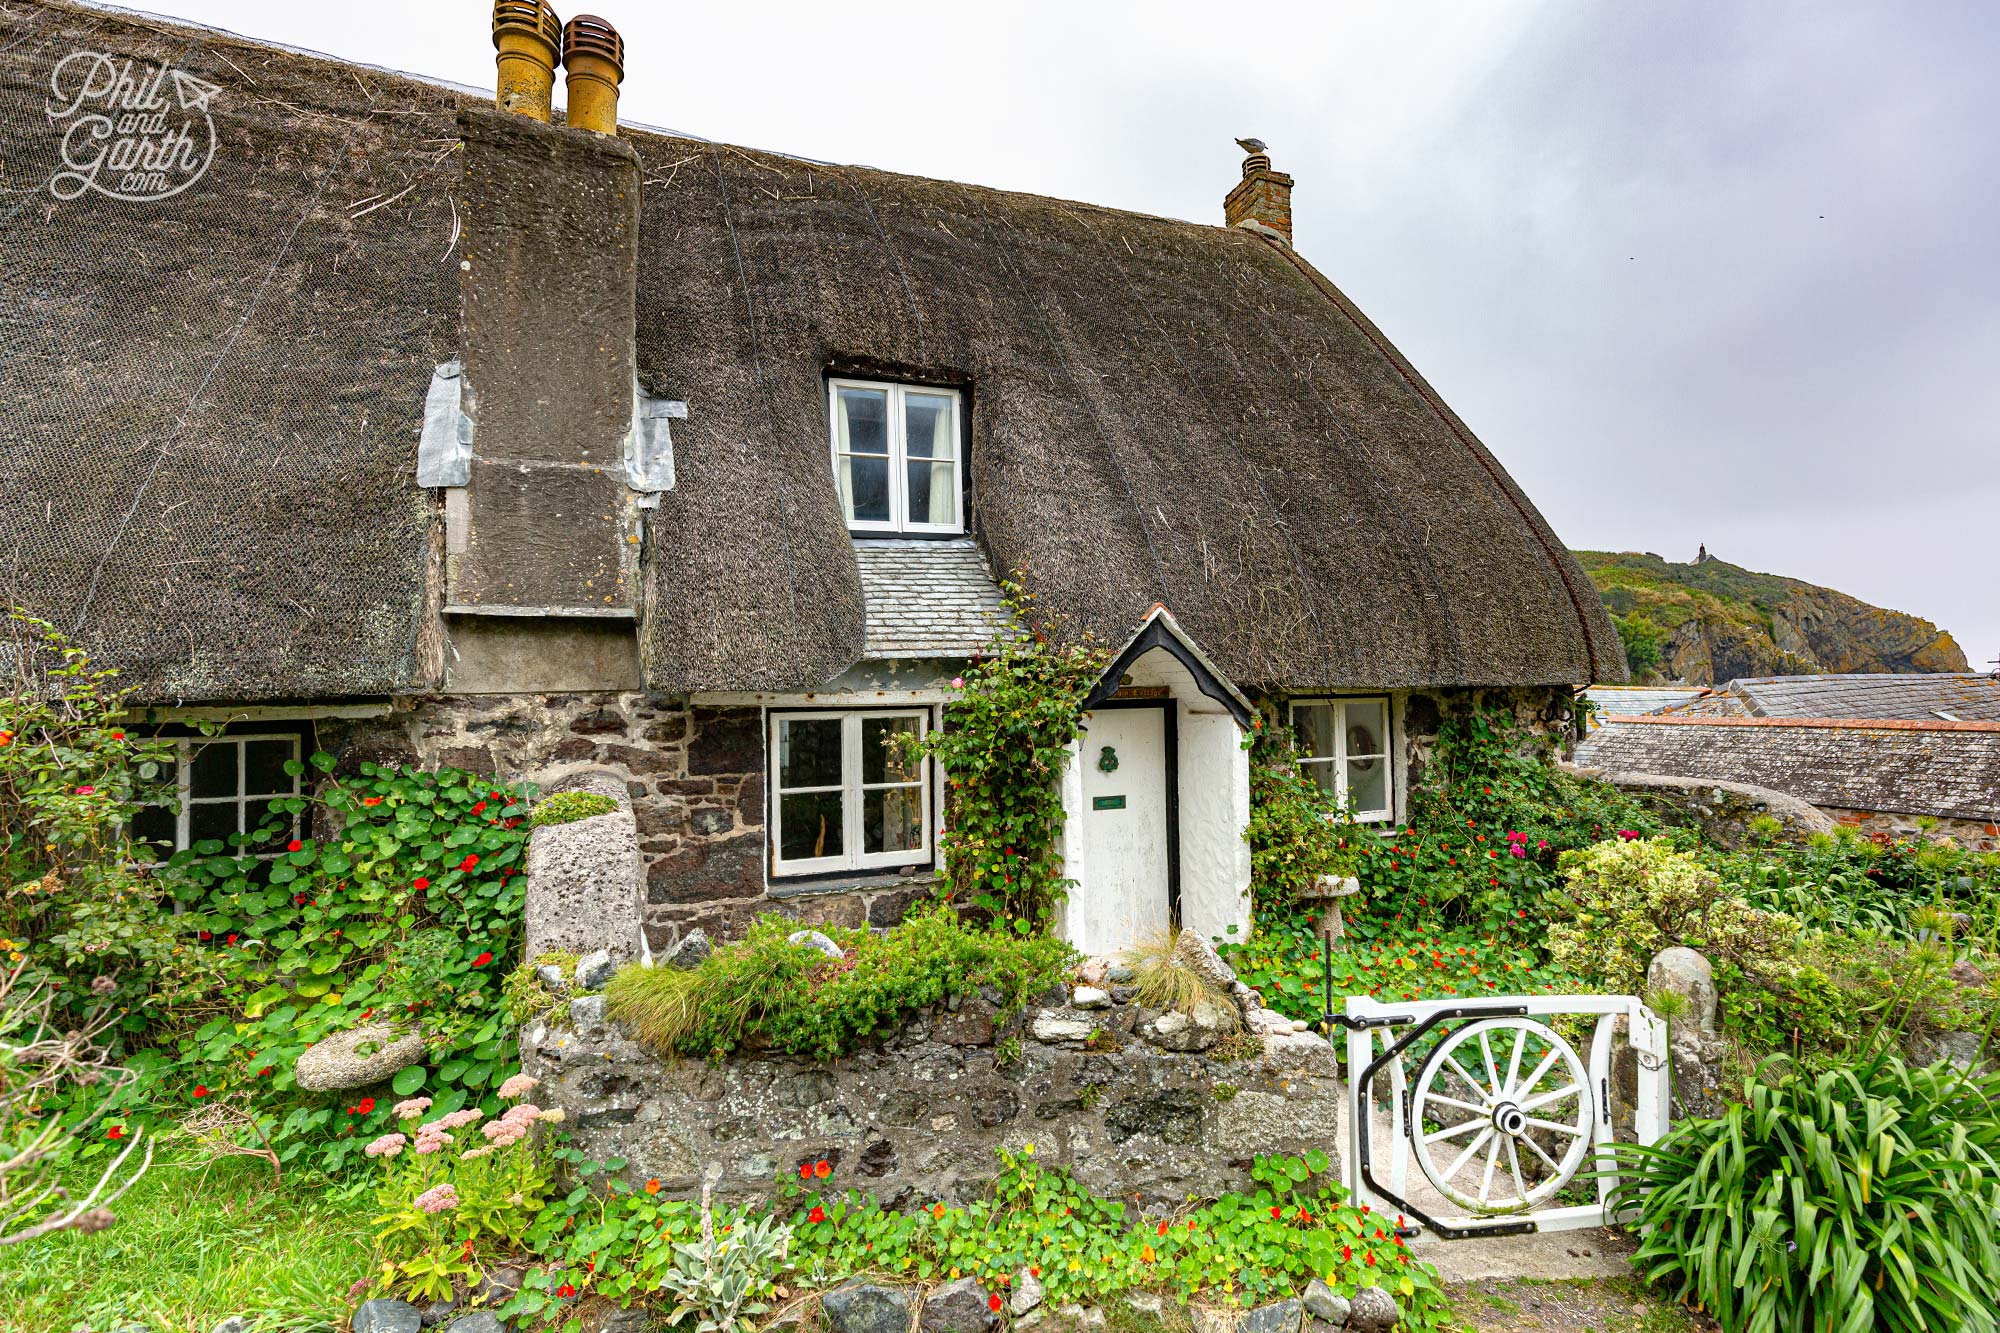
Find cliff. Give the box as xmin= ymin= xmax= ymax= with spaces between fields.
xmin=1575 ymin=550 xmax=1969 ymax=685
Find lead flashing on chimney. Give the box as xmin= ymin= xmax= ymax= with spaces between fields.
xmin=415 ymin=360 xmax=475 ymax=488
xmin=626 ymin=382 xmax=683 ymax=495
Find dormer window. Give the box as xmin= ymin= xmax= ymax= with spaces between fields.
xmin=830 ymin=379 xmax=963 ymax=534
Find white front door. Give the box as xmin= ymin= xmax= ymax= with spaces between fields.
xmin=1071 ymin=706 xmax=1171 ymax=958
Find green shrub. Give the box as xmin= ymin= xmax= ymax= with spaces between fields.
xmin=1547 ymin=837 xmax=1799 ymax=994
xmin=528 ymin=790 xmax=618 ymax=828
xmin=1610 ymin=1055 xmax=2000 ymax=1332
xmin=607 ymin=904 xmax=1072 ymax=1062
xmin=1123 ymin=930 xmax=1233 ymax=1020
xmin=1242 ymin=719 xmax=1361 ymax=912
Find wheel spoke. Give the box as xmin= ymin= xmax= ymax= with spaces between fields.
xmin=1423 ymin=1093 xmax=1489 ymax=1117
xmin=1503 ymin=1135 xmax=1529 ymax=1206
xmin=1513 ymin=1048 xmax=1563 ymax=1101
xmin=1521 ymin=1131 xmax=1564 ymax=1175
xmin=1478 ymin=1030 xmax=1502 ymax=1098
xmin=1525 ymin=1115 xmax=1586 ymax=1139
xmin=1520 ymin=1083 xmax=1582 ymax=1113
xmin=1444 ymin=1054 xmax=1492 ymax=1101
xmin=1502 ymin=1024 xmax=1528 ymax=1100
xmin=1442 ymin=1126 xmax=1494 ymax=1182
xmin=1422 ymin=1117 xmax=1488 ymax=1145
xmin=1477 ymin=1134 xmax=1501 ymax=1205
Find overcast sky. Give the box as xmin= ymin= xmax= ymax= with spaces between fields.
xmin=134 ymin=0 xmax=2000 ymax=670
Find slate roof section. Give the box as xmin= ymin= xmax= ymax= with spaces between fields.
xmin=1584 ymin=686 xmax=1707 ymax=721
xmin=1703 ymin=674 xmax=2000 ymax=722
xmin=855 ymin=541 xmax=1007 ymax=660
xmin=1576 ymin=716 xmax=2000 ymax=822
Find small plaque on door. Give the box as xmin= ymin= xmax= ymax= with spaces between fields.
xmin=1092 ymin=794 xmax=1126 ymax=810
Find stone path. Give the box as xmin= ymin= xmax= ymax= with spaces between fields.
xmin=1445 ymin=1277 xmax=1715 ymax=1332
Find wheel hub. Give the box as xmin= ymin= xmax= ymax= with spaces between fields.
xmin=1491 ymin=1101 xmax=1527 ymax=1137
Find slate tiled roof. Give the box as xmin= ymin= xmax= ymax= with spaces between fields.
xmin=855 ymin=540 xmax=1007 ymax=660
xmin=1576 ymin=716 xmax=2000 ymax=821
xmin=1705 ymin=674 xmax=2000 ymax=722
xmin=1584 ymin=686 xmax=1708 ymax=721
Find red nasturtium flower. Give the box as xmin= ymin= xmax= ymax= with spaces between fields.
xmin=107 ymin=1125 xmax=125 ymax=1140
xmin=458 ymin=854 xmax=479 ymax=871
xmin=808 ymin=1205 xmax=827 ymax=1224
xmin=362 ymin=796 xmax=382 ymax=806
xmin=193 ymin=1085 xmax=209 ymax=1099
xmin=814 ymin=1158 xmax=831 ymax=1179
xmin=988 ymin=1294 xmax=1003 ymax=1313
xmin=555 ymin=1283 xmax=577 ymax=1299
xmin=472 ymin=951 xmax=494 ymax=968
xmin=356 ymin=1097 xmax=376 ymax=1115
xmin=413 ymin=877 xmax=430 ymax=890
xmin=645 ymin=1178 xmax=661 ymax=1195
xmin=287 ymin=839 xmax=303 ymax=852
xmin=798 ymin=1163 xmax=814 ymax=1180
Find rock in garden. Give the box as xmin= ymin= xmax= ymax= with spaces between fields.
xmin=1010 ymin=1267 xmax=1046 ymax=1315
xmin=295 ymin=1026 xmax=425 ymax=1092
xmin=211 ymin=1319 xmax=249 ymax=1333
xmin=1071 ymin=986 xmax=1111 ymax=1010
xmin=1123 ymin=1293 xmax=1166 ymax=1318
xmin=352 ymin=1301 xmax=424 ymax=1333
xmin=568 ymin=994 xmax=606 ymax=1030
xmin=1248 ymin=1006 xmax=1296 ymax=1036
xmin=1105 ymin=963 xmax=1135 ymax=984
xmin=1142 ymin=1010 xmax=1217 ymax=1054
xmin=1189 ymin=1309 xmax=1237 ymax=1333
xmin=1077 ymin=959 xmax=1110 ymax=986
xmin=788 ymin=929 xmax=846 ymax=960
xmin=1239 ymin=1298 xmax=1302 ymax=1333
xmin=663 ymin=927 xmax=712 ymax=970
xmin=471 ymin=1266 xmax=525 ymax=1305
xmin=920 ymin=1276 xmax=1000 ymax=1332
xmin=1174 ymin=927 xmax=1237 ymax=991
xmin=1646 ymin=946 xmax=1717 ymax=1039
xmin=1301 ymin=1279 xmax=1349 ymax=1325
xmin=418 ymin=1295 xmax=457 ymax=1327
xmin=534 ymin=963 xmax=568 ymax=992
xmin=1346 ymin=1286 xmax=1399 ymax=1333
xmin=821 ymin=1281 xmax=914 ymax=1333
xmin=575 ymin=949 xmax=617 ymax=991
xmin=444 ymin=1314 xmax=507 ymax=1333
xmin=1053 ymin=1306 xmax=1106 ymax=1329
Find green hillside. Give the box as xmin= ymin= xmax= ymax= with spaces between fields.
xmin=1574 ymin=550 xmax=1969 ymax=685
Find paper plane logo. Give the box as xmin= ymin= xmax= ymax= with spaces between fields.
xmin=46 ymin=51 xmax=219 ymax=202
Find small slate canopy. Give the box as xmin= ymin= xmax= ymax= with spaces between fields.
xmin=1085 ymin=606 xmax=1255 ymax=730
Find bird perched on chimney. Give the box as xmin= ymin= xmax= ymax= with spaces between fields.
xmin=1235 ymin=137 xmax=1267 ymax=155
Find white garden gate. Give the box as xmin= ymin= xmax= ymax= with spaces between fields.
xmin=1336 ymin=993 xmax=1670 ymax=1239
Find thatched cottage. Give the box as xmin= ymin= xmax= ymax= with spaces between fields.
xmin=1 ymin=1 xmax=1621 ymax=958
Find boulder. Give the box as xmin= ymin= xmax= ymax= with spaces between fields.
xmin=1301 ymin=1279 xmax=1349 ymax=1326
xmin=1077 ymin=959 xmax=1110 ymax=986
xmin=1105 ymin=963 xmax=1136 ymax=984
xmin=471 ymin=1265 xmax=525 ymax=1306
xmin=821 ymin=1281 xmax=914 ymax=1333
xmin=419 ymin=1296 xmax=457 ymax=1327
xmin=1647 ymin=947 xmax=1718 ymax=1040
xmin=662 ymin=928 xmax=712 ymax=970
xmin=788 ymin=930 xmax=846 ymax=961
xmin=1071 ymin=986 xmax=1112 ymax=1010
xmin=523 ymin=778 xmax=644 ymax=963
xmin=1247 ymin=1007 xmax=1296 ymax=1037
xmin=568 ymin=995 xmax=607 ymax=1030
xmin=1142 ymin=1009 xmax=1220 ymax=1054
xmin=575 ymin=949 xmax=617 ymax=992
xmin=1174 ymin=928 xmax=1237 ymax=992
xmin=211 ymin=1320 xmax=249 ymax=1333
xmin=444 ymin=1315 xmax=507 ymax=1333
xmin=353 ymin=1301 xmax=424 ymax=1333
xmin=296 ymin=1025 xmax=425 ymax=1092
xmin=1346 ymin=1286 xmax=1399 ymax=1333
xmin=1052 ymin=1306 xmax=1106 ymax=1329
xmin=1010 ymin=1267 xmax=1045 ymax=1315
xmin=1240 ymin=1298 xmax=1302 ymax=1333
xmin=534 ymin=964 xmax=568 ymax=992
xmin=920 ymin=1276 xmax=999 ymax=1332
xmin=1032 ymin=1013 xmax=1097 ymax=1044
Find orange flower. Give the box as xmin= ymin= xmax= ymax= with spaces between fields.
xmin=814 ymin=1159 xmax=832 ymax=1179
xmin=1141 ymin=1244 xmax=1155 ymax=1263
xmin=645 ymin=1178 xmax=661 ymax=1195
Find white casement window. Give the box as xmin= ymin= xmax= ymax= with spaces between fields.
xmin=1289 ymin=698 xmax=1393 ymax=823
xmin=829 ymin=379 xmax=964 ymax=534
xmin=131 ymin=733 xmax=303 ymax=855
xmin=769 ymin=710 xmax=932 ymax=876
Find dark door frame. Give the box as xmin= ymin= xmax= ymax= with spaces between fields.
xmin=1083 ymin=699 xmax=1180 ymax=931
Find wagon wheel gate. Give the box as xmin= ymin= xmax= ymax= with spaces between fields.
xmin=1329 ymin=988 xmax=1670 ymax=1240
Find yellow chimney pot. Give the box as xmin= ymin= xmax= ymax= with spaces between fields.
xmin=492 ymin=0 xmax=562 ymax=122
xmin=562 ymin=15 xmax=626 ymax=136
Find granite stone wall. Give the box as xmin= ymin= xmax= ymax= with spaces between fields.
xmin=1824 ymin=807 xmax=2000 ymax=852
xmin=339 ymin=693 xmax=924 ymax=953
xmin=522 ymin=982 xmax=1341 ymax=1210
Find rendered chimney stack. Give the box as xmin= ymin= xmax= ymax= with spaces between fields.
xmin=562 ymin=16 xmax=626 ymax=135
xmin=1224 ymin=147 xmax=1295 ymax=246
xmin=492 ymin=0 xmax=562 ymax=122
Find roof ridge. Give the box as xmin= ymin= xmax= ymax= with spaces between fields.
xmin=1600 ymin=714 xmax=2000 ymax=734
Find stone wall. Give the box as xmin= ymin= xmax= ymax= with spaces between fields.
xmin=339 ymin=693 xmax=925 ymax=954
xmin=1564 ymin=764 xmax=1836 ymax=848
xmin=522 ymin=979 xmax=1342 ymax=1211
xmin=1824 ymin=807 xmax=2000 ymax=853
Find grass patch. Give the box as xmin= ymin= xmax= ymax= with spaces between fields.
xmin=0 ymin=1146 xmax=375 ymax=1333
xmin=529 ymin=789 xmax=619 ymax=827
xmin=607 ymin=903 xmax=1073 ymax=1062
xmin=1123 ymin=931 xmax=1232 ymax=1019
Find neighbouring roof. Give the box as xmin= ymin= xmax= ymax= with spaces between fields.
xmin=855 ymin=540 xmax=1007 ymax=660
xmin=1576 ymin=716 xmax=2000 ymax=822
xmin=1584 ymin=685 xmax=1707 ymax=720
xmin=3 ymin=1 xmax=1621 ymax=701
xmin=1665 ymin=673 xmax=2000 ymax=723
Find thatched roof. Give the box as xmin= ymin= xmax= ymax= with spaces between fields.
xmin=2 ymin=2 xmax=1618 ymax=701
xmin=0 ymin=0 xmax=461 ymax=701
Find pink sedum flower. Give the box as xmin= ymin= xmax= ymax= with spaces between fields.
xmin=413 ymin=1183 xmax=459 ymax=1214
xmin=497 ymin=1073 xmax=540 ymax=1099
xmin=392 ymin=1097 xmax=433 ymax=1120
xmin=364 ymin=1132 xmax=408 ymax=1159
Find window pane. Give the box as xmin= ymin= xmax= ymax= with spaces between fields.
xmin=904 ymin=393 xmax=955 ymax=459
xmin=1348 ymin=755 xmax=1388 ymax=814
xmin=132 ymin=804 xmax=175 ymax=853
xmin=189 ymin=742 xmax=237 ymax=798
xmin=905 ymin=460 xmax=957 ymax=527
xmin=245 ymin=799 xmax=293 ymax=845
xmin=1299 ymin=756 xmax=1339 ymax=797
xmin=1293 ymin=705 xmax=1336 ymax=760
xmin=862 ymin=716 xmax=921 ymax=784
xmin=780 ymin=791 xmax=844 ymax=861
xmin=244 ymin=739 xmax=294 ymax=796
xmin=865 ymin=787 xmax=925 ymax=855
xmin=189 ymin=800 xmax=239 ymax=844
xmin=1345 ymin=700 xmax=1388 ymax=758
xmin=778 ymin=718 xmax=844 ymax=789
xmin=836 ymin=387 xmax=889 ymax=454
xmin=840 ymin=454 xmax=891 ymax=524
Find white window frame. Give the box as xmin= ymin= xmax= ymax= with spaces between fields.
xmin=768 ymin=709 xmax=933 ymax=877
xmin=142 ymin=733 xmax=304 ymax=855
xmin=1289 ymin=698 xmax=1394 ymax=824
xmin=827 ymin=378 xmax=965 ymax=535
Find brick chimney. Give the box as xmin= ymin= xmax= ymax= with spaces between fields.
xmin=1224 ymin=146 xmax=1294 ymax=246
